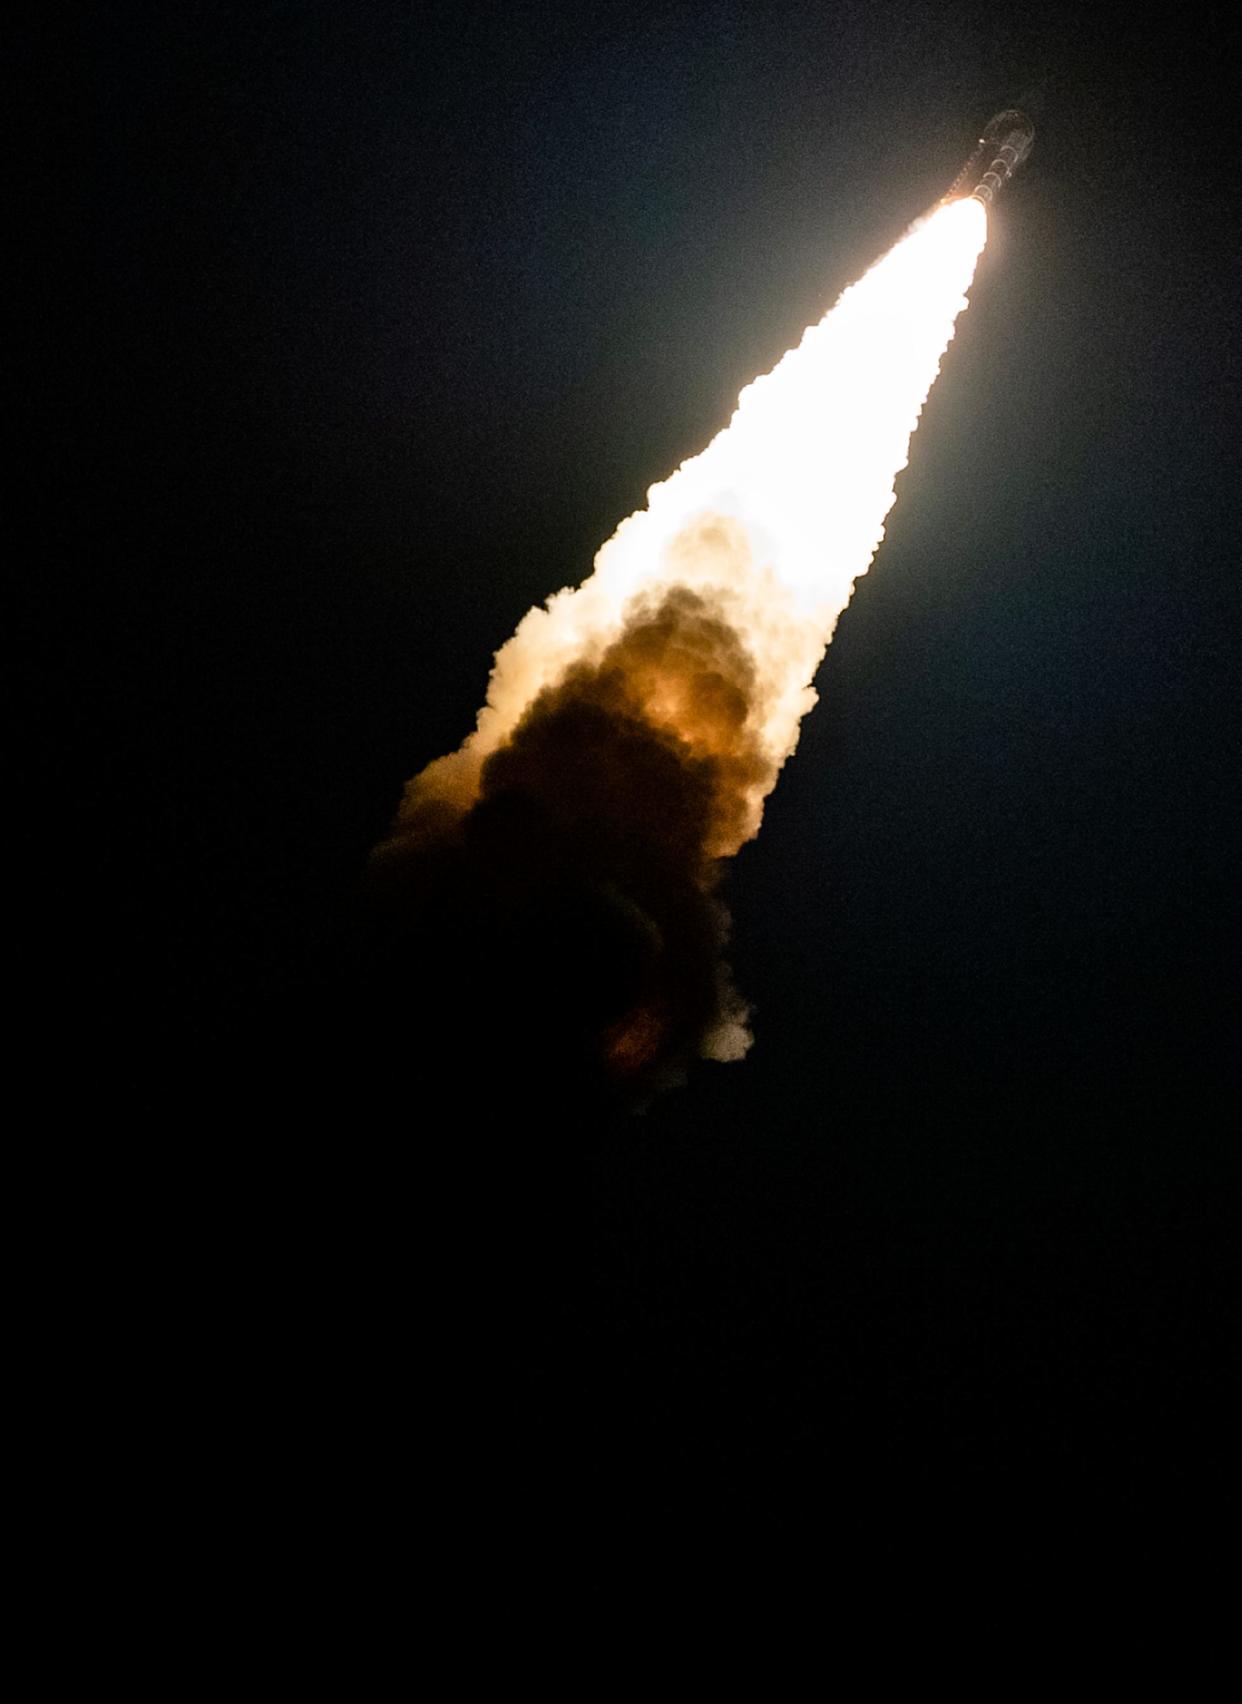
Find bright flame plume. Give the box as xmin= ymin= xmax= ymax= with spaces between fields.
xmin=406 ymin=200 xmax=986 ymax=839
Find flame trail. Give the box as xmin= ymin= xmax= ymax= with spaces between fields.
xmin=374 ymin=198 xmax=988 ymax=1092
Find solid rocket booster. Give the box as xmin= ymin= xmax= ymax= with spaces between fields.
xmin=945 ymin=110 xmax=1035 ymax=206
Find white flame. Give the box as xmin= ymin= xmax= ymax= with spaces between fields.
xmin=407 ymin=198 xmax=988 ymax=843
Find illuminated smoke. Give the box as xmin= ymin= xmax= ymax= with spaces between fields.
xmin=374 ymin=199 xmax=988 ymax=1091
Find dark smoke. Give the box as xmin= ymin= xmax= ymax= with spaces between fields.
xmin=368 ymin=586 xmax=779 ymax=1101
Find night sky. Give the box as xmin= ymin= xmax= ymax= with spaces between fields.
xmin=28 ymin=3 xmax=1238 ymax=1594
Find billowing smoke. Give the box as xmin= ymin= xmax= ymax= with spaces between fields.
xmin=371 ymin=199 xmax=988 ymax=1095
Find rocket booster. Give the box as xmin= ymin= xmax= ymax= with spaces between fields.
xmin=945 ymin=110 xmax=1035 ymax=207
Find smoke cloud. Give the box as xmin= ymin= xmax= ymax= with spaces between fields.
xmin=373 ymin=571 xmax=779 ymax=1091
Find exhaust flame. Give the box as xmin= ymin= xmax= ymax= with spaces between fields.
xmin=375 ymin=198 xmax=988 ymax=1091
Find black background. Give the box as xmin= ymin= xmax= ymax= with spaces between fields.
xmin=22 ymin=2 xmax=1238 ymax=1600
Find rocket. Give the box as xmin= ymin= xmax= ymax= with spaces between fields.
xmin=945 ymin=110 xmax=1035 ymax=206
